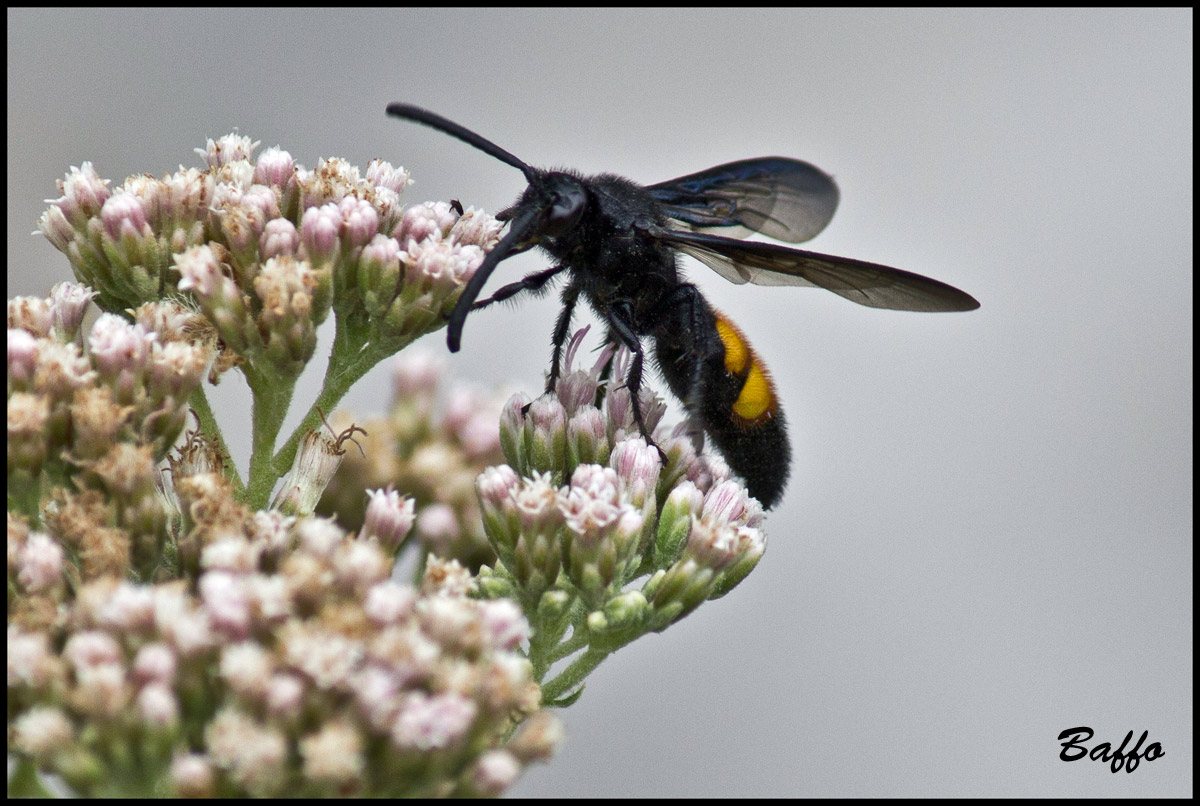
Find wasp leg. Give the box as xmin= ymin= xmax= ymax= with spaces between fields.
xmin=545 ymin=280 xmax=581 ymax=393
xmin=608 ymin=300 xmax=668 ymax=464
xmin=656 ymin=283 xmax=722 ymax=423
xmin=468 ymin=264 xmax=566 ymax=311
xmin=519 ymin=280 xmax=582 ymax=418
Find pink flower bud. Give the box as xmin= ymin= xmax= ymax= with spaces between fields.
xmin=362 ymin=487 xmax=415 ymax=551
xmin=253 ymin=147 xmax=295 ymax=187
xmin=366 ymin=159 xmax=411 ymax=195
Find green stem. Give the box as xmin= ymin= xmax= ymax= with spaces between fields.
xmin=270 ymin=351 xmax=373 ymax=476
xmin=243 ymin=366 xmax=300 ymax=509
xmin=539 ymin=646 xmax=611 ymax=704
xmin=186 ymin=387 xmax=244 ymax=496
xmin=526 ymin=622 xmax=558 ymax=683
xmin=271 ymin=326 xmax=418 ymax=475
xmin=543 ymin=629 xmax=590 ymax=667
xmin=526 ymin=595 xmax=582 ymax=681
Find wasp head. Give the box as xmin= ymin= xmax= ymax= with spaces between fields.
xmin=498 ymin=171 xmax=588 ymax=249
xmin=385 ymin=104 xmax=595 ymax=352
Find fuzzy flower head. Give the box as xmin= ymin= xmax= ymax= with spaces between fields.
xmin=37 ymin=133 xmax=502 ymax=386
xmin=318 ymin=353 xmax=508 ymax=572
xmin=8 ymin=502 xmax=557 ymax=798
xmin=196 ymin=133 xmax=261 ymax=169
xmin=477 ymin=327 xmax=769 ymax=658
xmin=643 ymin=483 xmax=768 ymax=625
xmin=361 ymin=486 xmax=415 ymax=553
xmin=476 ymin=470 xmax=564 ymax=601
xmin=556 ymin=465 xmax=645 ymax=608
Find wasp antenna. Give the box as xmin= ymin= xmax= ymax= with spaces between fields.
xmin=445 ymin=207 xmax=543 ymax=352
xmin=386 ymin=103 xmax=536 ymax=182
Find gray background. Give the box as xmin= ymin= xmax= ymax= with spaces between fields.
xmin=7 ymin=8 xmax=1191 ymax=797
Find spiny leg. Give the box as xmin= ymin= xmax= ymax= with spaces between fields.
xmin=656 ymin=284 xmax=723 ymax=449
xmin=662 ymin=284 xmax=720 ymax=414
xmin=520 ymin=280 xmax=582 ymax=418
xmin=546 ymin=280 xmax=581 ymax=393
xmin=608 ymin=300 xmax=668 ymax=464
xmin=468 ymin=264 xmax=565 ymax=311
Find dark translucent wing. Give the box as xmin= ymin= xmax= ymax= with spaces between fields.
xmin=655 ymin=229 xmax=980 ymax=312
xmin=647 ymin=157 xmax=840 ymax=244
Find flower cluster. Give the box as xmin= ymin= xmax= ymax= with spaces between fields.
xmin=9 ymin=287 xmax=213 ymax=579
xmin=11 ymin=132 xmax=772 ymax=798
xmin=8 ymin=285 xmax=560 ymax=797
xmin=318 ymin=351 xmax=509 ymax=570
xmin=10 ymin=137 xmax=559 ymax=798
xmin=9 ymin=506 xmax=558 ymax=797
xmin=37 ymin=136 xmax=501 ymax=384
xmin=471 ymin=329 xmax=767 ymax=702
xmin=35 ymin=136 xmax=502 ymax=518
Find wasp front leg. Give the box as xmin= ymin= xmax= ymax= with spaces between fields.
xmin=468 ymin=264 xmax=566 ymax=311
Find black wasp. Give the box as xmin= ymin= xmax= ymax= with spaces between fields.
xmin=387 ymin=104 xmax=979 ymax=509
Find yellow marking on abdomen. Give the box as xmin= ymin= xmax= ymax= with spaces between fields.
xmin=713 ymin=309 xmax=779 ymax=426
xmin=715 ymin=317 xmax=749 ymax=375
xmin=733 ymin=363 xmax=774 ymax=422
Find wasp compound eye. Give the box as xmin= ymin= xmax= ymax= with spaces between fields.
xmin=542 ymin=188 xmax=586 ymax=237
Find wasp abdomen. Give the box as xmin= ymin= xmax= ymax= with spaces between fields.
xmin=655 ymin=294 xmax=790 ymax=508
